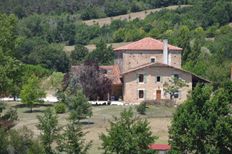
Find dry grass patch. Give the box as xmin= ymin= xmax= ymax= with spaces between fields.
xmin=5 ymin=102 xmax=175 ymax=154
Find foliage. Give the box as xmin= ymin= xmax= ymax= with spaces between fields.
xmin=87 ymin=40 xmax=114 ymax=65
xmin=169 ymin=85 xmax=232 ymax=153
xmin=164 ymin=77 xmax=188 ymax=100
xmin=0 ymin=50 xmax=23 ymax=98
xmin=67 ymin=61 xmax=112 ymax=100
xmin=1 ymin=108 xmax=18 ymax=121
xmin=67 ymin=90 xmax=92 ymax=121
xmin=37 ymin=108 xmax=60 ymax=154
xmin=70 ymin=44 xmax=88 ymax=65
xmin=20 ymin=76 xmax=46 ymax=112
xmin=54 ymin=103 xmax=66 ymax=114
xmin=57 ymin=121 xmax=92 ymax=154
xmin=136 ymin=102 xmax=147 ymax=115
xmin=0 ymin=126 xmax=44 ymax=154
xmin=0 ymin=13 xmax=17 ymax=56
xmin=100 ymin=108 xmax=157 ymax=154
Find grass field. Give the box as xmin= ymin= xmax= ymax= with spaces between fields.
xmin=82 ymin=5 xmax=190 ymax=26
xmin=5 ymin=101 xmax=176 ymax=154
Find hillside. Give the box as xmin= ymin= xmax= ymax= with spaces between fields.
xmin=83 ymin=5 xmax=190 ymax=26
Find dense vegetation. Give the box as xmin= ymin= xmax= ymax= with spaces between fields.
xmin=0 ymin=0 xmax=232 ymax=99
xmin=0 ymin=0 xmax=187 ymax=19
xmin=169 ymin=84 xmax=232 ymax=153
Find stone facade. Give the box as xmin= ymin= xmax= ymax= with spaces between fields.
xmin=115 ymin=50 xmax=181 ymax=72
xmin=123 ymin=65 xmax=192 ymax=104
xmin=112 ymin=37 xmax=208 ymax=104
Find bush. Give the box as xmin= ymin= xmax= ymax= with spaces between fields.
xmin=54 ymin=103 xmax=66 ymax=114
xmin=1 ymin=108 xmax=18 ymax=121
xmin=136 ymin=103 xmax=146 ymax=115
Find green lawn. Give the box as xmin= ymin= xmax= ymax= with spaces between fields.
xmin=4 ymin=101 xmax=176 ymax=154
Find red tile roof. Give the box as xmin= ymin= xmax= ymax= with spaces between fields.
xmin=100 ymin=65 xmax=122 ymax=85
xmin=114 ymin=37 xmax=182 ymax=51
xmin=148 ymin=144 xmax=171 ymax=150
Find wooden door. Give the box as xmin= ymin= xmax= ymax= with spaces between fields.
xmin=156 ymin=90 xmax=161 ymax=101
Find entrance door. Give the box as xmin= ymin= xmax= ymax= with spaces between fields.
xmin=156 ymin=90 xmax=161 ymax=101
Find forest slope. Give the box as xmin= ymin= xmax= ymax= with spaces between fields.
xmin=83 ymin=5 xmax=190 ymax=26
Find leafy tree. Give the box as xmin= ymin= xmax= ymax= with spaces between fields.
xmin=20 ymin=76 xmax=46 ymax=112
xmin=67 ymin=61 xmax=112 ymax=100
xmin=0 ymin=126 xmax=44 ymax=154
xmin=37 ymin=108 xmax=60 ymax=154
xmin=57 ymin=121 xmax=92 ymax=154
xmin=67 ymin=90 xmax=92 ymax=121
xmin=164 ymin=77 xmax=188 ymax=100
xmin=100 ymin=108 xmax=157 ymax=154
xmin=70 ymin=44 xmax=88 ymax=65
xmin=87 ymin=40 xmax=114 ymax=65
xmin=0 ymin=50 xmax=23 ymax=99
xmin=169 ymin=85 xmax=232 ymax=153
xmin=0 ymin=13 xmax=17 ymax=56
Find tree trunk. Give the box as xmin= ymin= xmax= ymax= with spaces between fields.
xmin=30 ymin=104 xmax=33 ymax=112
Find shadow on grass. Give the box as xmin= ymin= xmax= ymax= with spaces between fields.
xmin=23 ymin=109 xmax=45 ymax=113
xmin=15 ymin=103 xmax=53 ymax=108
xmin=80 ymin=121 xmax=95 ymax=125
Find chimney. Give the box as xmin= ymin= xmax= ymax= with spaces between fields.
xmin=163 ymin=39 xmax=168 ymax=65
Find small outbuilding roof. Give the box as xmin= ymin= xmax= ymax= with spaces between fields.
xmin=148 ymin=144 xmax=171 ymax=151
xmin=114 ymin=37 xmax=182 ymax=51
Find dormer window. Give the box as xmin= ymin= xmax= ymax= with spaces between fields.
xmin=150 ymin=58 xmax=156 ymax=63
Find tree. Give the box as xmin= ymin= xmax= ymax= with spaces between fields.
xmin=67 ymin=61 xmax=112 ymax=100
xmin=70 ymin=44 xmax=88 ymax=65
xmin=87 ymin=40 xmax=114 ymax=65
xmin=100 ymin=108 xmax=157 ymax=154
xmin=169 ymin=85 xmax=232 ymax=153
xmin=57 ymin=121 xmax=92 ymax=154
xmin=20 ymin=76 xmax=46 ymax=112
xmin=0 ymin=50 xmax=22 ymax=98
xmin=67 ymin=90 xmax=92 ymax=122
xmin=0 ymin=126 xmax=44 ymax=154
xmin=37 ymin=108 xmax=60 ymax=154
xmin=164 ymin=76 xmax=188 ymax=100
xmin=0 ymin=13 xmax=17 ymax=56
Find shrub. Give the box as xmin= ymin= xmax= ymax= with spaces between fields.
xmin=1 ymin=108 xmax=18 ymax=121
xmin=54 ymin=103 xmax=66 ymax=114
xmin=136 ymin=103 xmax=146 ymax=115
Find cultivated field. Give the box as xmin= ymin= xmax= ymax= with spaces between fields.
xmin=82 ymin=5 xmax=190 ymax=26
xmin=5 ymin=102 xmax=176 ymax=154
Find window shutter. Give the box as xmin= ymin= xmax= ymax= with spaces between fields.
xmin=179 ymin=91 xmax=181 ymax=98
xmin=160 ymin=76 xmax=163 ymax=83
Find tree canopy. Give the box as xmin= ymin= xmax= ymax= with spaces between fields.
xmin=169 ymin=84 xmax=232 ymax=153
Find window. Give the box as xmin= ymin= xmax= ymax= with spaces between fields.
xmin=173 ymin=74 xmax=179 ymax=79
xmin=156 ymin=76 xmax=161 ymax=82
xmin=151 ymin=58 xmax=155 ymax=63
xmin=138 ymin=74 xmax=144 ymax=83
xmin=139 ymin=90 xmax=144 ymax=99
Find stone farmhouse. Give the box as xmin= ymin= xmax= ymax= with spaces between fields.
xmin=101 ymin=37 xmax=209 ymax=104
